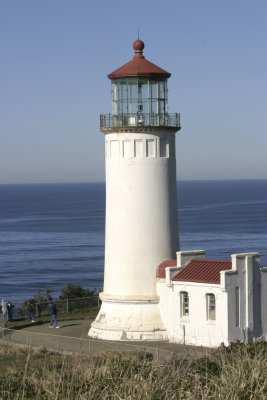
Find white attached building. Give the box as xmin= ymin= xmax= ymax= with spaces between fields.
xmin=157 ymin=250 xmax=267 ymax=347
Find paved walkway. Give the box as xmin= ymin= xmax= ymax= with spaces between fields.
xmin=17 ymin=318 xmax=208 ymax=357
xmin=21 ymin=319 xmax=92 ymax=339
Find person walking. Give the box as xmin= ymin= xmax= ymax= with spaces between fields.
xmin=1 ymin=299 xmax=8 ymax=323
xmin=49 ymin=303 xmax=60 ymax=328
xmin=7 ymin=301 xmax=14 ymax=322
xmin=27 ymin=301 xmax=35 ymax=322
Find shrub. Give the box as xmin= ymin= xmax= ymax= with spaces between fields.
xmin=59 ymin=284 xmax=99 ymax=300
xmin=17 ymin=287 xmax=54 ymax=317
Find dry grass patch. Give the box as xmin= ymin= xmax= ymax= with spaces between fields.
xmin=0 ymin=342 xmax=266 ymax=399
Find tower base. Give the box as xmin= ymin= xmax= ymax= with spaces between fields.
xmin=88 ymin=293 xmax=167 ymax=341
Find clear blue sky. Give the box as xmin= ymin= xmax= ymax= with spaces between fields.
xmin=1 ymin=0 xmax=266 ymax=183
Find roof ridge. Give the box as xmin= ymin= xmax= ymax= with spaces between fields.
xmin=190 ymin=258 xmax=231 ymax=263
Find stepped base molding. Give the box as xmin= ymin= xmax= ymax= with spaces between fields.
xmin=88 ymin=293 xmax=167 ymax=341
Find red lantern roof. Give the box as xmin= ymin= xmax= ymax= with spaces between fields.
xmin=108 ymin=39 xmax=171 ymax=80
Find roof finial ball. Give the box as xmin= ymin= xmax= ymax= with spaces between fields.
xmin=133 ymin=38 xmax=145 ymax=57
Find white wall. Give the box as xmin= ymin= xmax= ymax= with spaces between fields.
xmin=104 ymin=131 xmax=178 ymax=297
xmin=261 ymin=267 xmax=267 ymax=338
xmin=90 ymin=129 xmax=179 ymax=341
xmin=157 ymin=280 xmax=228 ymax=347
xmin=224 ymin=253 xmax=263 ymax=343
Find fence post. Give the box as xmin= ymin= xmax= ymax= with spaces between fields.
xmin=56 ymin=335 xmax=59 ymax=352
xmin=67 ymin=299 xmax=69 ymax=314
xmin=88 ymin=339 xmax=91 ymax=354
xmin=35 ymin=303 xmax=39 ymax=318
xmin=156 ymin=345 xmax=159 ymax=363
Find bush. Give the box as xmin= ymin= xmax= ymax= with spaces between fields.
xmin=59 ymin=284 xmax=99 ymax=300
xmin=58 ymin=284 xmax=100 ymax=312
xmin=17 ymin=287 xmax=54 ymax=317
xmin=225 ymin=340 xmax=267 ymax=356
xmin=16 ymin=285 xmax=100 ymax=318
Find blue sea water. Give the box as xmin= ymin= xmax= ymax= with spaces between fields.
xmin=0 ymin=180 xmax=266 ymax=307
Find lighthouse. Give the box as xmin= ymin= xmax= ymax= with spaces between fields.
xmin=89 ymin=38 xmax=181 ymax=341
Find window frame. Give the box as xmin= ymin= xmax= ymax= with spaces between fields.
xmin=180 ymin=291 xmax=189 ymax=319
xmin=206 ymin=293 xmax=216 ymax=321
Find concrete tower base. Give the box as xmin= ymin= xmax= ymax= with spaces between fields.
xmin=89 ymin=293 xmax=167 ymax=341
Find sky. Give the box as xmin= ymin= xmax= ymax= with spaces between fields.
xmin=1 ymin=0 xmax=266 ymax=183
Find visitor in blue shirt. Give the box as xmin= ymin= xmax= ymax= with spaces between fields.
xmin=49 ymin=303 xmax=60 ymax=328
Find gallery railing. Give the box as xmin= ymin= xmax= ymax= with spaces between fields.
xmin=100 ymin=112 xmax=180 ymax=130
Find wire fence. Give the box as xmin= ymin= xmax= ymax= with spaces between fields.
xmin=14 ymin=296 xmax=100 ymax=320
xmin=0 ymin=326 xmax=176 ymax=363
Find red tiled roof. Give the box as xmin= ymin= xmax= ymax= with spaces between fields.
xmin=172 ymin=259 xmax=232 ymax=284
xmin=157 ymin=259 xmax=177 ymax=279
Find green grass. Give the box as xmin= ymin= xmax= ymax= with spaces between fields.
xmin=0 ymin=342 xmax=266 ymax=399
xmin=6 ymin=307 xmax=99 ymax=329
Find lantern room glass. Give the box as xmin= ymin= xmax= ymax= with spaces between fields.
xmin=112 ymin=78 xmax=168 ymax=118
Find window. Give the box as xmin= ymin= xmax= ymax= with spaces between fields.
xmin=111 ymin=79 xmax=168 ymax=119
xmin=206 ymin=293 xmax=216 ymax=320
xmin=180 ymin=291 xmax=189 ymax=318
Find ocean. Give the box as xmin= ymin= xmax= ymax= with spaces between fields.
xmin=0 ymin=180 xmax=266 ymax=307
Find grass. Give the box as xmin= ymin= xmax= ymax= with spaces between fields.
xmin=5 ymin=307 xmax=99 ymax=329
xmin=0 ymin=342 xmax=266 ymax=399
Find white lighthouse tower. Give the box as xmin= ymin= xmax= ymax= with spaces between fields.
xmin=89 ymin=38 xmax=181 ymax=341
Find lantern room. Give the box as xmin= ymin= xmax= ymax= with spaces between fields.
xmin=111 ymin=78 xmax=167 ymax=116
xmin=100 ymin=38 xmax=180 ymax=131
